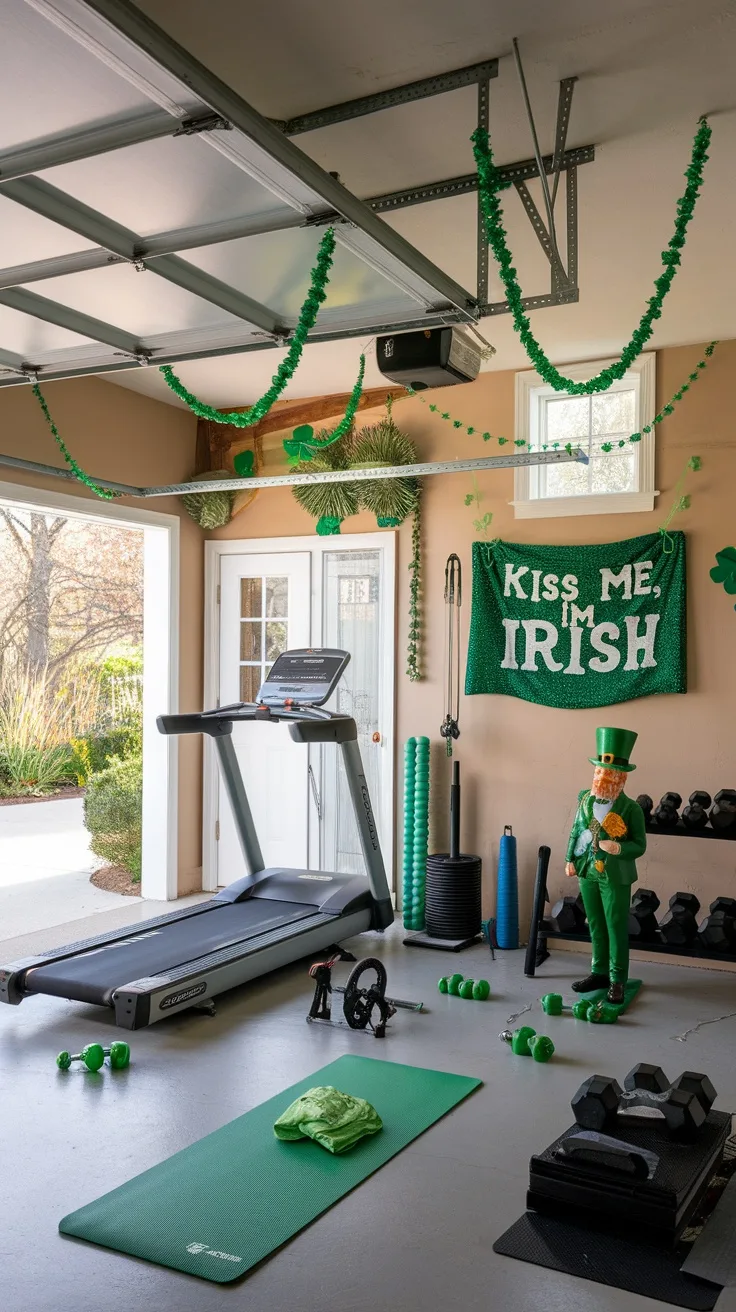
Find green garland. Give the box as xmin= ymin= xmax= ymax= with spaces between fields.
xmin=159 ymin=227 xmax=336 ymax=426
xmin=405 ymin=341 xmax=718 ymax=452
xmin=406 ymin=491 xmax=422 ymax=681
xmin=658 ymin=455 xmax=701 ymax=552
xmin=472 ymin=118 xmax=711 ymax=394
xmin=32 ymin=384 xmax=118 ymax=500
xmin=283 ymin=354 xmax=366 ymax=464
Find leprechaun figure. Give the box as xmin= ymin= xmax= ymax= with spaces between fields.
xmin=565 ymin=727 xmax=647 ymax=1005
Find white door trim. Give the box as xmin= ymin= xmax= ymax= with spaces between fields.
xmin=203 ymin=534 xmax=396 ymax=893
xmin=0 ymin=480 xmax=180 ymax=901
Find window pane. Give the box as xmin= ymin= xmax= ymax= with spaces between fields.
xmin=265 ymin=620 xmax=287 ymax=662
xmin=240 ymin=577 xmax=262 ymax=618
xmin=240 ymin=665 xmax=261 ymax=702
xmin=265 ymin=576 xmax=288 ymax=618
xmin=591 ymin=390 xmax=636 ymax=436
xmin=543 ymin=461 xmax=590 ymax=498
xmin=240 ymin=620 xmax=262 ymax=661
xmin=545 ymin=396 xmax=590 ymax=441
xmin=591 ymin=454 xmax=636 ymax=495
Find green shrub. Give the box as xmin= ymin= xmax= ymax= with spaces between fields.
xmin=69 ymin=718 xmax=142 ymax=784
xmin=84 ymin=754 xmax=143 ymax=880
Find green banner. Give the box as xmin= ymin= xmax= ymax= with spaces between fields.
xmin=466 ymin=532 xmax=686 ymax=709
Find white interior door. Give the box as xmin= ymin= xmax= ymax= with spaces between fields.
xmin=314 ymin=547 xmax=394 ymax=880
xmin=218 ymin=553 xmax=311 ymax=882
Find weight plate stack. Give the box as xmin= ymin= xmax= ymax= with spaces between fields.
xmin=425 ymin=853 xmax=482 ymax=940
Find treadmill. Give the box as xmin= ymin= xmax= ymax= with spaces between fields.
xmin=0 ymin=649 xmax=393 ymax=1029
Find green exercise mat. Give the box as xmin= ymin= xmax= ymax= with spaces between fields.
xmin=580 ymin=977 xmax=642 ymax=1014
xmin=60 ymin=1055 xmax=481 ymax=1283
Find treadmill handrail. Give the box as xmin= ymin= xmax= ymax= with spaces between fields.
xmin=157 ymin=706 xmax=351 ymax=737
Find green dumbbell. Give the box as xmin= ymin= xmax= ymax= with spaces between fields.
xmin=56 ymin=1041 xmax=131 ymax=1072
xmin=587 ymin=1000 xmax=619 ymax=1025
xmin=447 ymin=973 xmax=464 ymax=996
xmin=499 ymin=1025 xmax=537 ymax=1055
xmin=473 ymin=980 xmax=491 ymax=1001
xmin=541 ymin=993 xmax=592 ymax=1021
xmin=528 ymin=1035 xmax=555 ymax=1062
xmin=438 ymin=977 xmax=449 ymax=994
xmin=458 ymin=979 xmax=475 ymax=999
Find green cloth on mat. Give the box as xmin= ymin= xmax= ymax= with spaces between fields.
xmin=59 ymin=1055 xmax=481 ymax=1284
xmin=581 ymin=977 xmax=642 ymax=1014
xmin=274 ymin=1085 xmax=382 ymax=1154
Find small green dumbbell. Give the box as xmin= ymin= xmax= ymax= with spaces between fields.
xmin=528 ymin=1035 xmax=555 ymax=1063
xmin=472 ymin=980 xmax=491 ymax=1001
xmin=438 ymin=977 xmax=449 ymax=994
xmin=587 ymin=1000 xmax=619 ymax=1025
xmin=541 ymin=993 xmax=592 ymax=1021
xmin=57 ymin=1041 xmax=131 ymax=1072
xmin=459 ymin=979 xmax=475 ymax=999
xmin=447 ymin=973 xmax=464 ymax=996
xmin=499 ymin=1025 xmax=537 ymax=1055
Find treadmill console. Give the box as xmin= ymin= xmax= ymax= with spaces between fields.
xmin=257 ymin=649 xmax=350 ymax=707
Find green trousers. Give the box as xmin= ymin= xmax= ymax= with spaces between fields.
xmin=578 ymin=873 xmax=632 ymax=984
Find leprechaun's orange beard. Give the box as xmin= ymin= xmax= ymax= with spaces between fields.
xmin=592 ymin=766 xmax=626 ymax=801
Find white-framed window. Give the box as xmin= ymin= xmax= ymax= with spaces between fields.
xmin=513 ymin=353 xmax=657 ymax=519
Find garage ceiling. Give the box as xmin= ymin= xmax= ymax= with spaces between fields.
xmin=1 ymin=0 xmax=735 ymax=407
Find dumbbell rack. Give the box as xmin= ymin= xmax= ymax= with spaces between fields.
xmin=644 ymin=820 xmax=736 ymax=841
xmin=524 ymin=839 xmax=736 ymax=978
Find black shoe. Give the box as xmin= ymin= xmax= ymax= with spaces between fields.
xmin=572 ymin=973 xmax=610 ymax=993
xmin=607 ymin=982 xmax=625 ymax=1005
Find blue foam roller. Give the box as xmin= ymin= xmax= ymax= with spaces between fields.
xmin=495 ymin=829 xmax=519 ymax=950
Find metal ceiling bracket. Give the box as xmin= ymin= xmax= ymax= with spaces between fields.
xmin=280 ymin=58 xmax=499 ymax=135
xmin=173 ymin=112 xmax=231 ymax=136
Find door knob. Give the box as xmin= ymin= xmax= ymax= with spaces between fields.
xmin=372 ymin=731 xmax=381 ymax=743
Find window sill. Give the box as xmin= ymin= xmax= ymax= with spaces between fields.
xmin=511 ymin=490 xmax=658 ymax=520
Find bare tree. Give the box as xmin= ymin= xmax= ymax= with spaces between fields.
xmin=0 ymin=509 xmax=143 ymax=681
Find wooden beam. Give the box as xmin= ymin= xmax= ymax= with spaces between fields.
xmin=196 ymin=384 xmax=408 ymax=471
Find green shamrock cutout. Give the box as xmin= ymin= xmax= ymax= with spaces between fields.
xmin=233 ymin=449 xmax=254 ymax=478
xmin=283 ymin=423 xmax=316 ymax=467
xmin=710 ymin=546 xmax=736 ymax=609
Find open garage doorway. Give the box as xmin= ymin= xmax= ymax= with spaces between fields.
xmin=0 ymin=480 xmax=179 ymax=950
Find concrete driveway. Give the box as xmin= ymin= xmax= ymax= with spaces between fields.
xmin=0 ymin=797 xmax=132 ymax=940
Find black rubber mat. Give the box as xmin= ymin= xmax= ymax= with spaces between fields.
xmin=25 ymin=901 xmax=316 ymax=1005
xmin=494 ymin=1211 xmax=722 ymax=1310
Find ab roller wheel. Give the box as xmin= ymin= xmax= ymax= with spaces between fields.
xmin=57 ymin=1041 xmax=131 ymax=1072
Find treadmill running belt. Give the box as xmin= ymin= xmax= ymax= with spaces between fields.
xmin=25 ymin=901 xmax=316 ymax=1006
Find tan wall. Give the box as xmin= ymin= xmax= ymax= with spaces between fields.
xmin=0 ymin=377 xmax=203 ymax=893
xmin=211 ymin=339 xmax=736 ymax=949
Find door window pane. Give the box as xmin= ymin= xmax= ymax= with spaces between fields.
xmin=241 ymin=577 xmax=262 ymax=618
xmin=266 ymin=577 xmax=288 ymax=617
xmin=265 ymin=620 xmax=287 ymax=661
xmin=240 ymin=620 xmax=262 ymax=662
xmin=240 ymin=665 xmax=261 ymax=702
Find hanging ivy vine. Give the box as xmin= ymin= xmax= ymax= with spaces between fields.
xmin=472 ymin=117 xmax=711 ymax=394
xmin=159 ymin=227 xmax=336 ymax=426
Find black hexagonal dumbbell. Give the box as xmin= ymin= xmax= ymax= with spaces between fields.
xmin=636 ymin=793 xmax=654 ymax=825
xmin=571 ymin=1064 xmax=716 ymax=1141
xmin=681 ymin=791 xmax=712 ymax=831
xmin=628 ymin=888 xmax=661 ymax=941
xmin=659 ymin=892 xmax=701 ymax=947
xmin=709 ymin=789 xmax=736 ymax=833
xmin=697 ymin=898 xmax=736 ymax=954
xmin=549 ymin=893 xmax=586 ymax=935
xmin=653 ymin=792 xmax=682 ymax=828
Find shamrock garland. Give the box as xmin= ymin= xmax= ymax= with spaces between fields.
xmin=32 ymin=384 xmax=118 ymax=500
xmin=159 ymin=228 xmax=336 ymax=426
xmin=282 ymin=354 xmax=366 ymax=465
xmin=472 ymin=118 xmax=711 ymax=394
xmin=405 ymin=341 xmax=718 ymax=454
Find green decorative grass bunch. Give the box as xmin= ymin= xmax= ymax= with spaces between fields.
xmin=291 ymin=430 xmax=359 ymax=534
xmin=181 ymin=471 xmax=236 ymax=529
xmin=352 ymin=412 xmax=419 ymax=527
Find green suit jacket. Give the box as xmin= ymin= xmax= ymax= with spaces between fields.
xmin=566 ymin=790 xmax=647 ymax=886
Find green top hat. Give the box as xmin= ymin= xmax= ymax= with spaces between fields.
xmin=588 ymin=726 xmax=638 ymax=773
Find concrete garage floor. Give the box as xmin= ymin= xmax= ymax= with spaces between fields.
xmin=2 ymin=926 xmax=736 ymax=1312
